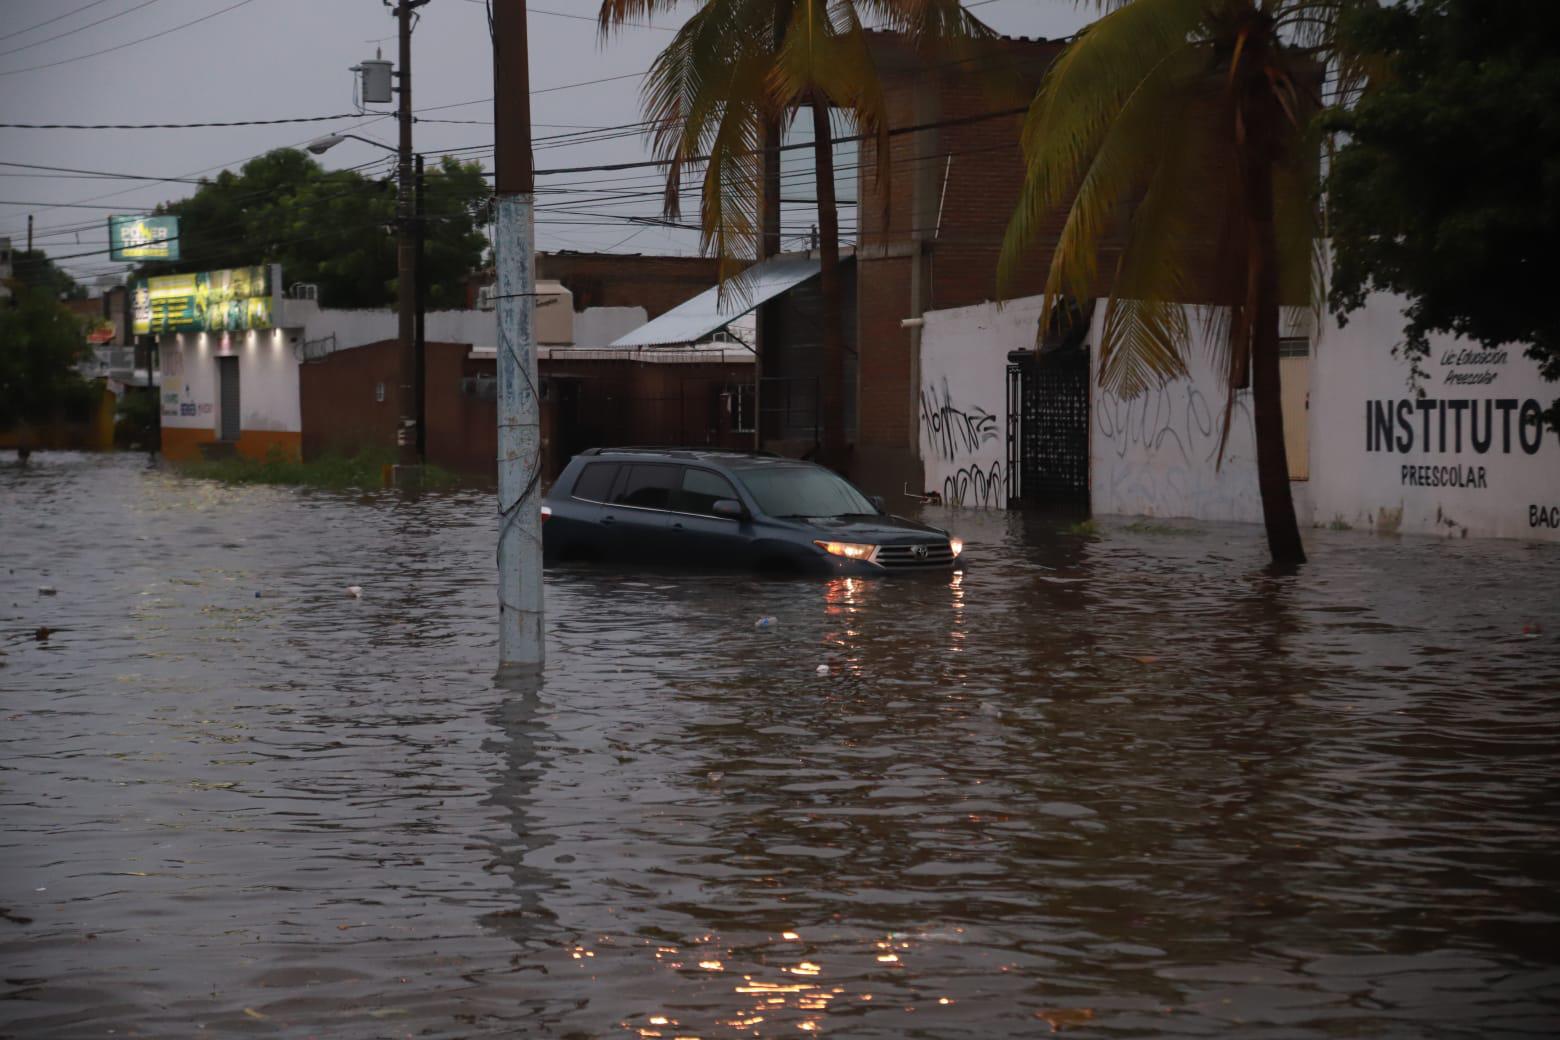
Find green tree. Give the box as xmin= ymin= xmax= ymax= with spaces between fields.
xmin=999 ymin=0 xmax=1362 ymax=566
xmin=0 ymin=286 xmax=92 ymax=453
xmin=599 ymin=0 xmax=991 ymax=469
xmin=149 ymin=149 xmax=490 ymax=309
xmin=10 ymin=249 xmax=85 ymax=301
xmin=1326 ymin=0 xmax=1560 ymax=432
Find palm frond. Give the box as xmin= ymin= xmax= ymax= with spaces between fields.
xmin=1098 ymin=297 xmax=1191 ymax=397
xmin=597 ymin=0 xmax=688 ymax=38
xmin=997 ymin=0 xmax=1208 ymax=300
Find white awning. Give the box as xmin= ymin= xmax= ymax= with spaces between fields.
xmin=609 ymin=254 xmax=821 ymax=348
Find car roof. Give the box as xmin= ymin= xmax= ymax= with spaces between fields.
xmin=580 ymin=447 xmax=815 ymax=470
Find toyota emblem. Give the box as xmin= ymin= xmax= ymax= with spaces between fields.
xmin=912 ymin=544 xmax=929 ymax=560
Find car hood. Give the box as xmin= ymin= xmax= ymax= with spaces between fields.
xmin=776 ymin=513 xmax=948 ymax=545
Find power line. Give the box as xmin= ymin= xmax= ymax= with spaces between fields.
xmin=0 ymin=0 xmax=117 ymax=43
xmin=0 ymin=0 xmax=259 ymax=78
xmin=0 ymin=112 xmax=368 ymax=130
xmin=0 ymin=0 xmax=168 ymax=61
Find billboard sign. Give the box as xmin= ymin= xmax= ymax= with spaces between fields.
xmin=109 ymin=215 xmax=180 ymax=262
xmin=132 ymin=265 xmax=277 ymax=335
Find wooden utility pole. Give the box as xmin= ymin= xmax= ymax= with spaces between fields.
xmin=394 ymin=0 xmax=430 ymax=474
xmin=494 ymin=0 xmax=544 ymax=670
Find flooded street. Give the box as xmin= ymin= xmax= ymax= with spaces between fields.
xmin=3 ymin=452 xmax=1559 ymax=1038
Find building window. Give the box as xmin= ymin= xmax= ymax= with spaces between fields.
xmin=1278 ymin=337 xmax=1310 ymax=359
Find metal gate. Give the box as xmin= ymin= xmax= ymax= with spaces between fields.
xmin=217 ymin=355 xmax=241 ymax=442
xmin=1007 ymin=348 xmax=1090 ymax=506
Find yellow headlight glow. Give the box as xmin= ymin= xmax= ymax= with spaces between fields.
xmin=814 ymin=540 xmax=876 ymax=560
xmin=949 ymin=537 xmax=964 ymax=556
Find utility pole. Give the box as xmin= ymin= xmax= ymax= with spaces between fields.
xmin=394 ymin=0 xmax=430 ymax=478
xmin=26 ymin=214 xmax=32 ymax=255
xmin=493 ymin=0 xmax=544 ymax=670
xmin=414 ymin=153 xmax=427 ymax=460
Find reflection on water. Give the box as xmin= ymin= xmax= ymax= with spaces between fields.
xmin=3 ymin=453 xmax=1559 ymax=1037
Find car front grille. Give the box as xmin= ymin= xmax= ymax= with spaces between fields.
xmin=875 ymin=542 xmax=955 ymax=569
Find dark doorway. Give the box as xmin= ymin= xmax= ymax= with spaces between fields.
xmin=552 ymin=378 xmax=586 ymax=465
xmin=1007 ymin=346 xmax=1090 ymax=507
xmin=217 ymin=355 xmax=241 ymax=442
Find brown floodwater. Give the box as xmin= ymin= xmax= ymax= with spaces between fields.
xmin=3 ymin=452 xmax=1559 ymax=1038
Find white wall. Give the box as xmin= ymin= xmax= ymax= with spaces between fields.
xmin=918 ymin=297 xmax=1039 ymax=508
xmin=1311 ymin=292 xmax=1560 ymax=541
xmin=158 ymin=328 xmax=301 ymax=434
xmin=574 ymin=306 xmax=648 ymax=348
xmin=1090 ymin=305 xmax=1271 ymax=524
xmin=290 ymin=283 xmax=582 ymax=354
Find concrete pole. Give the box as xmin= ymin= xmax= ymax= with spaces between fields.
xmin=494 ymin=0 xmax=544 ymax=670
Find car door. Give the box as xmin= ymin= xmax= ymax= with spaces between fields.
xmin=668 ymin=466 xmax=754 ymax=569
xmin=547 ymin=460 xmax=618 ymax=560
xmin=602 ymin=463 xmax=680 ymax=563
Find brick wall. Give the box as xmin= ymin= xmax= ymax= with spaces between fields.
xmin=302 ymin=338 xmax=753 ymax=479
xmin=467 ymin=253 xmax=735 ymax=320
xmin=853 ymin=34 xmax=1063 ymax=492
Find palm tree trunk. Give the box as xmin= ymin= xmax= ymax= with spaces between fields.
xmin=1240 ymin=124 xmax=1306 ymax=566
xmin=811 ymin=97 xmax=847 ymax=470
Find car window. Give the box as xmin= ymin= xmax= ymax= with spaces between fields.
xmin=677 ymin=468 xmax=739 ymax=516
xmin=738 ymin=466 xmax=876 ymax=517
xmin=571 ymin=462 xmax=619 ymax=503
xmin=613 ymin=464 xmax=680 ymax=510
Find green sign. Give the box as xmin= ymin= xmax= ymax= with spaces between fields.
xmin=109 ymin=215 xmax=180 ymax=262
xmin=132 ymin=265 xmax=276 ymax=335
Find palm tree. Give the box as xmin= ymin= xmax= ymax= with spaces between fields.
xmin=600 ymin=0 xmax=991 ymax=470
xmin=998 ymin=0 xmax=1364 ymax=566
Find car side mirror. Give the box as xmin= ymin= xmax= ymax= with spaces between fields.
xmin=868 ymin=495 xmax=886 ymax=513
xmin=712 ymin=499 xmax=745 ymax=518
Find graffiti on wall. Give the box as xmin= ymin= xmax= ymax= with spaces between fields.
xmin=1093 ymin=380 xmax=1261 ymax=522
xmin=920 ymin=377 xmax=1006 ymax=507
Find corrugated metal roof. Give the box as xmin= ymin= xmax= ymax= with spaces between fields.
xmin=610 ymin=254 xmax=820 ymax=348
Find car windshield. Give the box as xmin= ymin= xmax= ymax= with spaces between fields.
xmin=738 ymin=466 xmax=876 ymax=518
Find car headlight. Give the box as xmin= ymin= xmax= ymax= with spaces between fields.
xmin=949 ymin=537 xmax=964 ymax=556
xmin=814 ymin=540 xmax=877 ymax=561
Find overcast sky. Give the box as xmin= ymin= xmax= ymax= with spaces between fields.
xmin=0 ymin=0 xmax=1089 ymax=286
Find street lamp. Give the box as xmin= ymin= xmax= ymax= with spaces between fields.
xmin=305 ymin=134 xmax=428 ymax=464
xmin=305 ymin=133 xmax=394 ymax=156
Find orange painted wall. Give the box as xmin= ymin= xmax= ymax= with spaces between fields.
xmin=161 ymin=427 xmax=301 ymax=462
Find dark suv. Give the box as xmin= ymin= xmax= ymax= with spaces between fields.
xmin=542 ymin=448 xmax=964 ymax=575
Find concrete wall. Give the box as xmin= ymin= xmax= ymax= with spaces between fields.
xmin=1090 ymin=306 xmax=1269 ymax=525
xmin=1312 ymin=292 xmax=1560 ymax=541
xmin=917 ymin=295 xmax=1308 ymax=523
xmin=290 ymin=290 xmax=609 ymax=356
xmin=918 ymin=297 xmax=1043 ymax=507
xmin=157 ymin=327 xmax=303 ymax=461
xmin=573 ymin=306 xmax=647 ymax=348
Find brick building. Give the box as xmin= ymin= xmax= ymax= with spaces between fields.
xmin=300 ymin=339 xmax=754 ymax=479
xmin=850 ymin=32 xmax=1065 ymax=497
xmin=469 ymin=252 xmax=733 ymax=321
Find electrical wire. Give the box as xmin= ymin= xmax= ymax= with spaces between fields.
xmin=0 ymin=113 xmax=370 ymax=130
xmin=0 ymin=0 xmax=117 ymax=43
xmin=0 ymin=0 xmax=260 ymax=78
xmin=0 ymin=0 xmax=168 ymax=60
